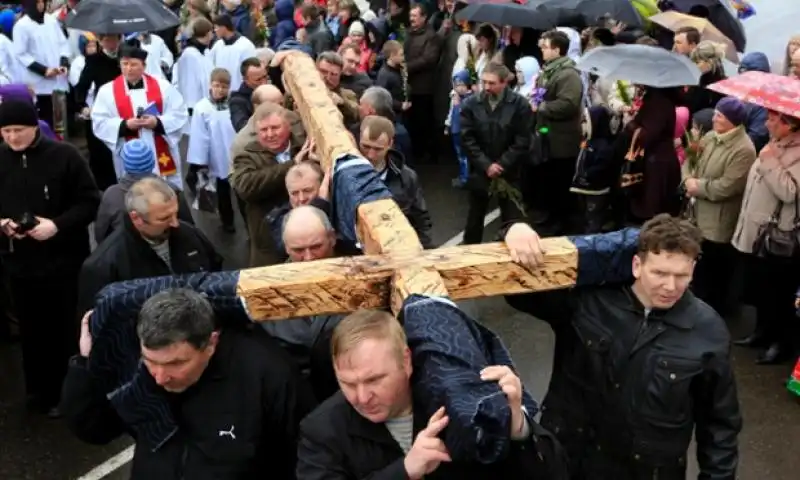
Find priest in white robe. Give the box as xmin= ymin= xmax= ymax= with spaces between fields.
xmin=91 ymin=40 xmax=188 ymax=190
xmin=209 ymin=14 xmax=257 ymax=90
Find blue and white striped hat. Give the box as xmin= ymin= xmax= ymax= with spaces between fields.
xmin=121 ymin=139 xmax=155 ymax=175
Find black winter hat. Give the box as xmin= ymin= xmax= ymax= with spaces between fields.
xmin=0 ymin=99 xmax=39 ymax=128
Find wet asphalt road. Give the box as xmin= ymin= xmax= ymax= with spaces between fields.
xmin=1 ymin=161 xmax=799 ymax=479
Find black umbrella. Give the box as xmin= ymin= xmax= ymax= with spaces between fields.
xmin=455 ymin=0 xmax=558 ymax=31
xmin=529 ymin=0 xmax=645 ymax=28
xmin=65 ymin=0 xmax=180 ymax=35
xmin=658 ymin=0 xmax=746 ymax=51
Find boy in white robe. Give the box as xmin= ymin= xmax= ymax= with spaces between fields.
xmin=13 ymin=0 xmax=71 ymax=126
xmin=208 ymin=14 xmax=257 ymax=90
xmin=173 ymin=17 xmax=214 ymax=118
xmin=91 ymin=40 xmax=188 ymax=190
xmin=187 ymin=67 xmax=237 ymax=232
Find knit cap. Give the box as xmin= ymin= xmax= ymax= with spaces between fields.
xmin=121 ymin=139 xmax=156 ymax=175
xmin=0 ymin=99 xmax=39 ymax=128
xmin=715 ymin=97 xmax=747 ymax=126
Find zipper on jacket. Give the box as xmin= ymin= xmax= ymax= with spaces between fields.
xmin=178 ymin=443 xmax=189 ymax=479
xmin=22 ymin=154 xmax=27 ymax=169
xmin=653 ymin=467 xmax=659 ymax=479
xmin=44 ymin=185 xmax=49 ymax=201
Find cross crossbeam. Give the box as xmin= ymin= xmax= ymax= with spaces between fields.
xmin=236 ymin=52 xmax=578 ymax=321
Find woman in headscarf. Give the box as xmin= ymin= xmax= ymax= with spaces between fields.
xmin=450 ymin=33 xmax=476 ymax=80
xmin=513 ymin=55 xmax=540 ymax=103
xmin=474 ymin=23 xmax=498 ymax=83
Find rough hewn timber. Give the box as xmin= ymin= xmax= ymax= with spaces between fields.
xmin=236 ymin=51 xmax=578 ymax=321
xmin=237 ymin=239 xmax=577 ymax=320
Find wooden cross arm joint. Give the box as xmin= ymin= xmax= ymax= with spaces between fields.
xmin=239 ymin=52 xmax=576 ymax=322
xmin=237 ymin=237 xmax=577 ymax=321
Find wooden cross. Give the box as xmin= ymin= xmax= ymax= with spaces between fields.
xmin=237 ymin=52 xmax=579 ymax=321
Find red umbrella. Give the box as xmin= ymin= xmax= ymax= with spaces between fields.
xmin=707 ymin=71 xmax=800 ymax=118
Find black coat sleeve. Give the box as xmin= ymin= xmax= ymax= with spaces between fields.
xmin=53 ymin=146 xmax=100 ymax=234
xmin=60 ymin=356 xmax=128 ymax=445
xmin=459 ymin=98 xmax=492 ymax=174
xmin=498 ymin=98 xmax=534 ymax=172
xmin=694 ymin=343 xmax=742 ymax=480
xmin=193 ymin=227 xmax=224 ymax=272
xmin=404 ymin=168 xmax=434 ymax=248
xmin=229 ymin=95 xmax=252 ymax=133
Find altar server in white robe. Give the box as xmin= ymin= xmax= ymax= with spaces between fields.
xmin=132 ymin=32 xmax=175 ymax=80
xmin=208 ymin=14 xmax=256 ymax=90
xmin=13 ymin=0 xmax=70 ymax=126
xmin=91 ymin=40 xmax=188 ymax=189
xmin=187 ymin=67 xmax=237 ymax=232
xmin=173 ymin=17 xmax=214 ymax=124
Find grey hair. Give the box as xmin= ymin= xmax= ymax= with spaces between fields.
xmin=317 ymin=51 xmax=344 ymax=68
xmin=137 ymin=288 xmax=216 ymax=350
xmin=282 ymin=205 xmax=333 ymax=241
xmin=124 ymin=177 xmax=177 ymax=215
xmin=361 ymin=86 xmax=394 ymax=118
xmin=254 ymin=47 xmax=275 ymax=64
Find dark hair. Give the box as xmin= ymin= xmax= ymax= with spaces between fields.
xmin=541 ymin=30 xmax=571 ymax=57
xmin=240 ymin=57 xmax=262 ymax=77
xmin=675 ymin=26 xmax=701 ymax=45
xmin=483 ymin=61 xmax=511 ymax=81
xmin=137 ymin=289 xmax=216 ymax=350
xmin=301 ymin=3 xmax=320 ymax=21
xmin=212 ymin=14 xmax=234 ymax=31
xmin=637 ymin=214 xmax=702 ymax=260
xmin=191 ymin=17 xmax=214 ymax=39
xmin=409 ymin=2 xmax=427 ymax=18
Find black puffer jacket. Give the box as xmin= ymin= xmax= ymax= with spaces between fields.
xmin=506 ymin=283 xmax=741 ymax=480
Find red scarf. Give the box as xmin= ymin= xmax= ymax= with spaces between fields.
xmin=112 ymin=74 xmax=177 ymax=176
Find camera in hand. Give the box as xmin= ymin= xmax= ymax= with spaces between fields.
xmin=15 ymin=212 xmax=39 ymax=234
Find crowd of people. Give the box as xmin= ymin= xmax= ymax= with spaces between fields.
xmin=0 ymin=0 xmax=798 ymax=478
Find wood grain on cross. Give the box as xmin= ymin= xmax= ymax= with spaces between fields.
xmin=237 ymin=52 xmax=579 ymax=321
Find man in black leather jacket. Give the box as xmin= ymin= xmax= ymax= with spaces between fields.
xmin=502 ymin=214 xmax=742 ymax=480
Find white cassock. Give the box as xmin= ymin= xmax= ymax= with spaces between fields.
xmin=187 ymin=98 xmax=236 ymax=180
xmin=91 ymin=74 xmax=188 ymax=189
xmin=173 ymin=44 xmax=212 ymax=112
xmin=208 ymin=35 xmax=256 ymax=90
xmin=141 ymin=34 xmax=175 ymax=80
xmin=0 ymin=33 xmax=21 ymax=85
xmin=13 ymin=14 xmax=70 ymax=94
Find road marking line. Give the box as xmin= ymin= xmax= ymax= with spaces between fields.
xmin=76 ymin=445 xmax=134 ymax=480
xmin=75 ymin=207 xmax=500 ymax=479
xmin=442 ymin=208 xmax=501 ymax=247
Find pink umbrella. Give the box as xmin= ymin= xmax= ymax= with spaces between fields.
xmin=707 ymin=71 xmax=800 ymax=118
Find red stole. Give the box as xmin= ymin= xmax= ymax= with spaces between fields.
xmin=111 ymin=74 xmax=178 ymax=176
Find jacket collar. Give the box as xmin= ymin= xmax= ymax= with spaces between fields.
xmin=345 ymin=395 xmax=426 ymax=447
xmin=624 ymin=285 xmax=695 ymax=330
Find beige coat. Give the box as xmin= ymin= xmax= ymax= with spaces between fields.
xmin=229 ymin=115 xmax=306 ymax=267
xmin=682 ymin=126 xmax=756 ymax=243
xmin=732 ymin=131 xmax=800 ymax=254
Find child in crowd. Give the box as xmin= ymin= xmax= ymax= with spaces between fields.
xmin=374 ymin=40 xmax=406 ymax=115
xmin=444 ymin=70 xmax=473 ymax=188
xmin=187 ymin=68 xmax=237 ymax=232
